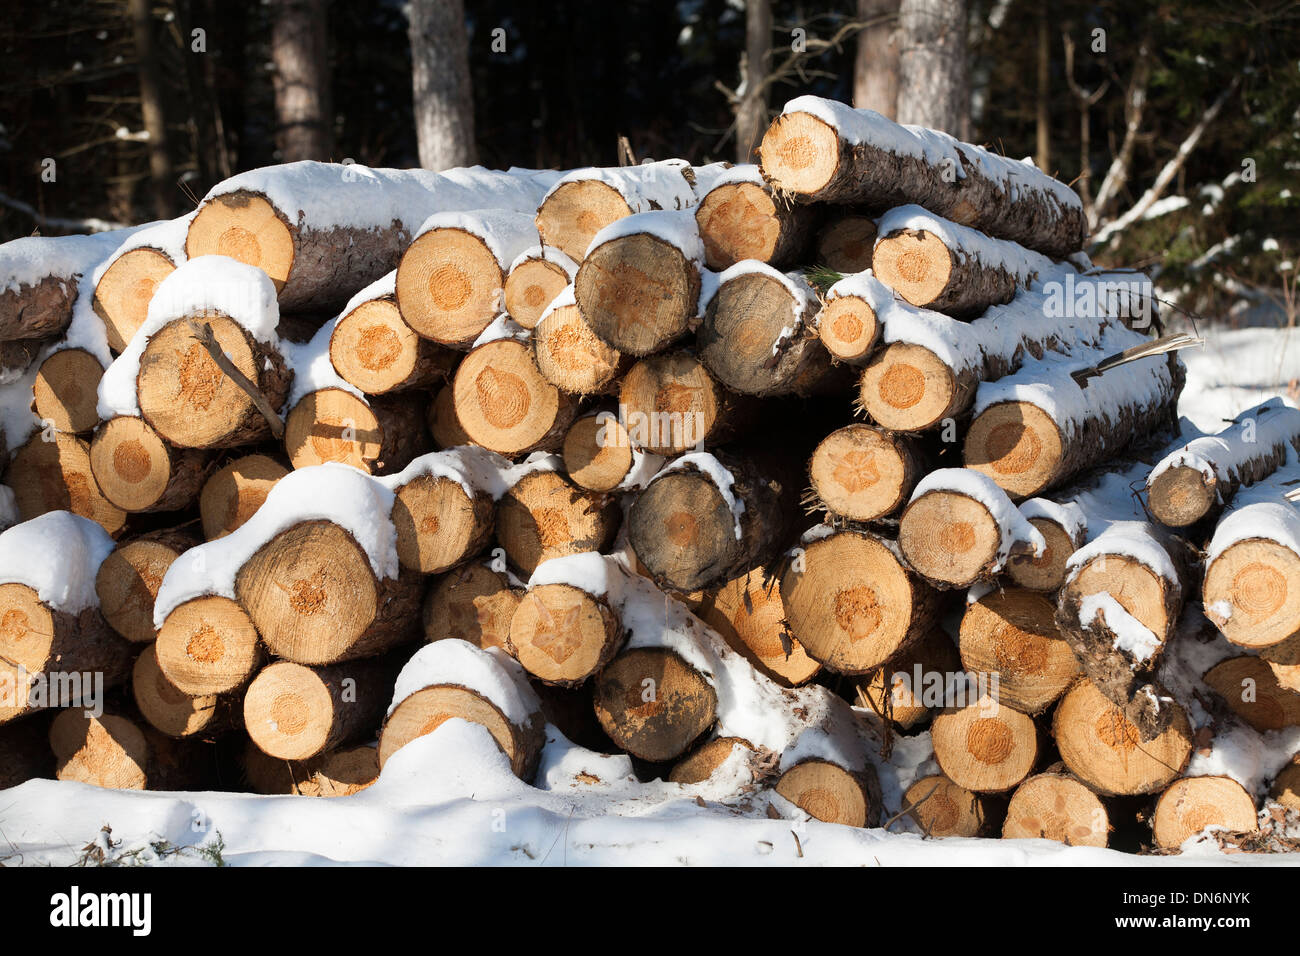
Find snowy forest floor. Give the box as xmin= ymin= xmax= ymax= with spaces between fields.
xmin=3 ymin=327 xmax=1300 ymax=868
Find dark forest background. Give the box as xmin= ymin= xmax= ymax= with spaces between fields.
xmin=1 ymin=0 xmax=1298 ymax=321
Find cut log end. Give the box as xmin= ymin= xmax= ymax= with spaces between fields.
xmin=244 ymin=661 xmax=342 ymax=761
xmin=1003 ymin=772 xmax=1109 ymax=846
xmin=533 ymin=300 xmax=623 ymax=395
xmin=155 ymin=595 xmax=263 ymax=696
xmin=899 ymin=490 xmax=1003 ymax=588
xmin=285 ymin=389 xmax=427 ymax=475
xmin=855 ymin=629 xmax=959 ymax=730
xmin=95 ymin=537 xmax=186 ymax=643
xmin=329 ymin=297 xmax=454 ymax=395
xmin=392 ymin=475 xmax=492 ymax=574
xmin=1053 ymin=680 xmax=1192 ymax=796
xmin=758 ymin=110 xmax=842 ymax=196
xmin=504 ymin=257 xmax=570 ymax=329
xmin=628 ymin=470 xmax=742 ymax=594
xmin=698 ymin=271 xmax=811 ymax=396
xmin=395 ymin=227 xmax=505 ymax=346
xmin=50 ymin=710 xmax=149 ymax=791
xmin=89 ymin=415 xmax=205 ymax=513
xmin=1204 ymin=656 xmax=1300 ymax=731
xmin=775 ymin=759 xmax=875 ymax=827
xmin=697 ymin=567 xmax=821 ymax=687
xmin=668 ymin=737 xmax=754 ymax=784
xmin=809 ymin=423 xmax=917 ymax=522
xmin=1147 ymin=465 xmax=1215 ymax=528
xmin=423 ymin=563 xmax=521 ymax=651
xmin=1152 ymin=776 xmax=1258 ymax=850
xmin=964 ymin=401 xmax=1064 ymax=500
xmin=562 ymin=414 xmax=635 ymax=493
xmin=859 ymin=343 xmax=958 ymax=431
xmin=508 ymin=583 xmax=622 ymax=687
xmin=575 ymin=233 xmax=699 ymax=357
xmin=1007 ymin=516 xmax=1077 ymax=591
xmin=33 ymin=348 xmax=104 ymax=434
xmin=429 ymin=383 xmax=471 ymax=449
xmin=496 ymin=470 xmax=619 ymax=576
xmin=780 ymin=530 xmax=936 ymax=675
xmin=695 ymin=182 xmax=785 ymax=270
xmin=534 ymin=179 xmax=632 ymax=263
xmin=93 ymin=246 xmax=176 ymax=353
xmin=1203 ymin=538 xmax=1300 ymax=650
xmin=871 ymin=230 xmax=955 ymax=308
xmin=452 ymin=340 xmax=569 ymax=457
xmin=815 ymin=215 xmax=877 ymax=274
xmin=9 ymin=432 xmax=128 ymax=536
xmin=132 ymin=644 xmax=224 ymax=739
xmin=199 ymin=453 xmax=288 ymax=540
xmin=931 ymin=696 xmax=1039 ymax=794
xmin=618 ymin=352 xmax=722 ymax=455
xmin=592 ymin=647 xmax=717 ymax=763
xmin=905 ymin=774 xmax=987 ymax=838
xmin=818 ymin=296 xmax=880 ymax=365
xmin=186 ymin=191 xmax=295 ymax=290
xmin=959 ymin=588 xmax=1080 ymax=715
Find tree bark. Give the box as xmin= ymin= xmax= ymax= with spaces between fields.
xmin=896 ymin=0 xmax=967 ymax=135
xmin=409 ymin=0 xmax=476 ymax=170
xmin=735 ymin=0 xmax=772 ymax=162
xmin=128 ymin=0 xmax=174 ymax=219
xmin=854 ymin=0 xmax=900 ymax=118
xmin=271 ymin=0 xmax=333 ymax=162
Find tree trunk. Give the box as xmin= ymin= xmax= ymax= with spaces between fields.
xmin=128 ymin=0 xmax=174 ymax=218
xmin=408 ymin=0 xmax=476 ymax=170
xmin=271 ymin=0 xmax=332 ymax=162
xmin=854 ymin=0 xmax=900 ymax=118
xmin=896 ymin=0 xmax=967 ymax=135
xmin=735 ymin=0 xmax=772 ymax=162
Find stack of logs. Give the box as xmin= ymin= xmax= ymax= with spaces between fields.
xmin=0 ymin=93 xmax=1296 ymax=854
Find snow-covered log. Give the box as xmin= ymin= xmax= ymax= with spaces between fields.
xmin=97 ymin=258 xmax=292 ymax=450
xmin=574 ymin=210 xmax=705 ymax=356
xmin=94 ymin=528 xmax=197 ymax=644
xmin=759 ymin=95 xmax=1087 ymax=258
xmin=1002 ymin=770 xmax=1110 ymax=846
xmin=503 ymin=245 xmax=577 ymax=329
xmin=186 ymin=162 xmax=557 ymax=313
xmin=963 ymin=323 xmax=1183 ymax=500
xmin=807 ymin=422 xmax=924 ymax=522
xmin=871 ymin=206 xmax=1058 ymax=317
xmin=495 ymin=461 xmax=620 ymax=576
xmin=244 ymin=657 xmax=396 ymax=761
xmin=153 ymin=465 xmax=422 ymax=667
xmin=376 ymin=447 xmax=508 ymax=575
xmin=815 ymin=213 xmax=877 ymax=274
xmin=506 ymin=553 xmax=626 ymax=688
xmin=693 ymin=164 xmax=814 ymax=271
xmin=327 ymin=272 xmax=458 ymax=395
xmin=931 ymin=694 xmax=1039 ymax=793
xmin=959 ymin=587 xmax=1080 ymax=715
xmin=0 ymin=226 xmax=150 ymax=343
xmin=422 ymin=562 xmax=522 ymax=651
xmin=698 ymin=261 xmax=840 ymax=397
xmin=858 ymin=275 xmax=1147 ymax=432
xmin=815 ymin=271 xmax=892 ymax=365
xmin=395 ymin=210 xmax=539 ymax=347
xmin=197 ymin=453 xmax=289 ymax=541
xmin=0 ymin=512 xmax=131 ymax=725
xmin=379 ymin=639 xmax=546 ymax=780
xmin=88 ymin=416 xmax=212 ymax=514
xmin=779 ymin=526 xmax=941 ymax=674
xmin=897 ymin=468 xmax=1045 ymax=589
xmin=450 ymin=337 xmax=577 ymax=458
xmin=535 ymin=159 xmax=702 ymax=264
xmin=1055 ymin=520 xmax=1190 ymax=737
xmin=1202 ymin=454 xmax=1300 ymax=652
xmin=92 ymin=215 xmax=192 ymax=352
xmin=629 ymin=452 xmax=792 ymax=594
xmin=1051 ymin=679 xmax=1192 ymax=795
xmin=531 ymin=284 xmax=627 ymax=395
xmin=560 ymin=410 xmax=664 ymax=495
xmin=1146 ymin=399 xmax=1300 ymax=528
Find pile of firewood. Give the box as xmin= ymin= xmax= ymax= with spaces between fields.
xmin=0 ymin=94 xmax=1296 ymax=854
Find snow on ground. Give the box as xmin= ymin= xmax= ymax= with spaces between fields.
xmin=5 ymin=325 xmax=1300 ymax=867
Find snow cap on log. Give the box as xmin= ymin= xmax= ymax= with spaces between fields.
xmin=0 ymin=511 xmax=115 ymax=614
xmin=96 ymin=255 xmax=280 ymax=420
xmin=152 ymin=463 xmax=397 ymax=626
xmin=387 ymin=639 xmax=542 ymax=726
